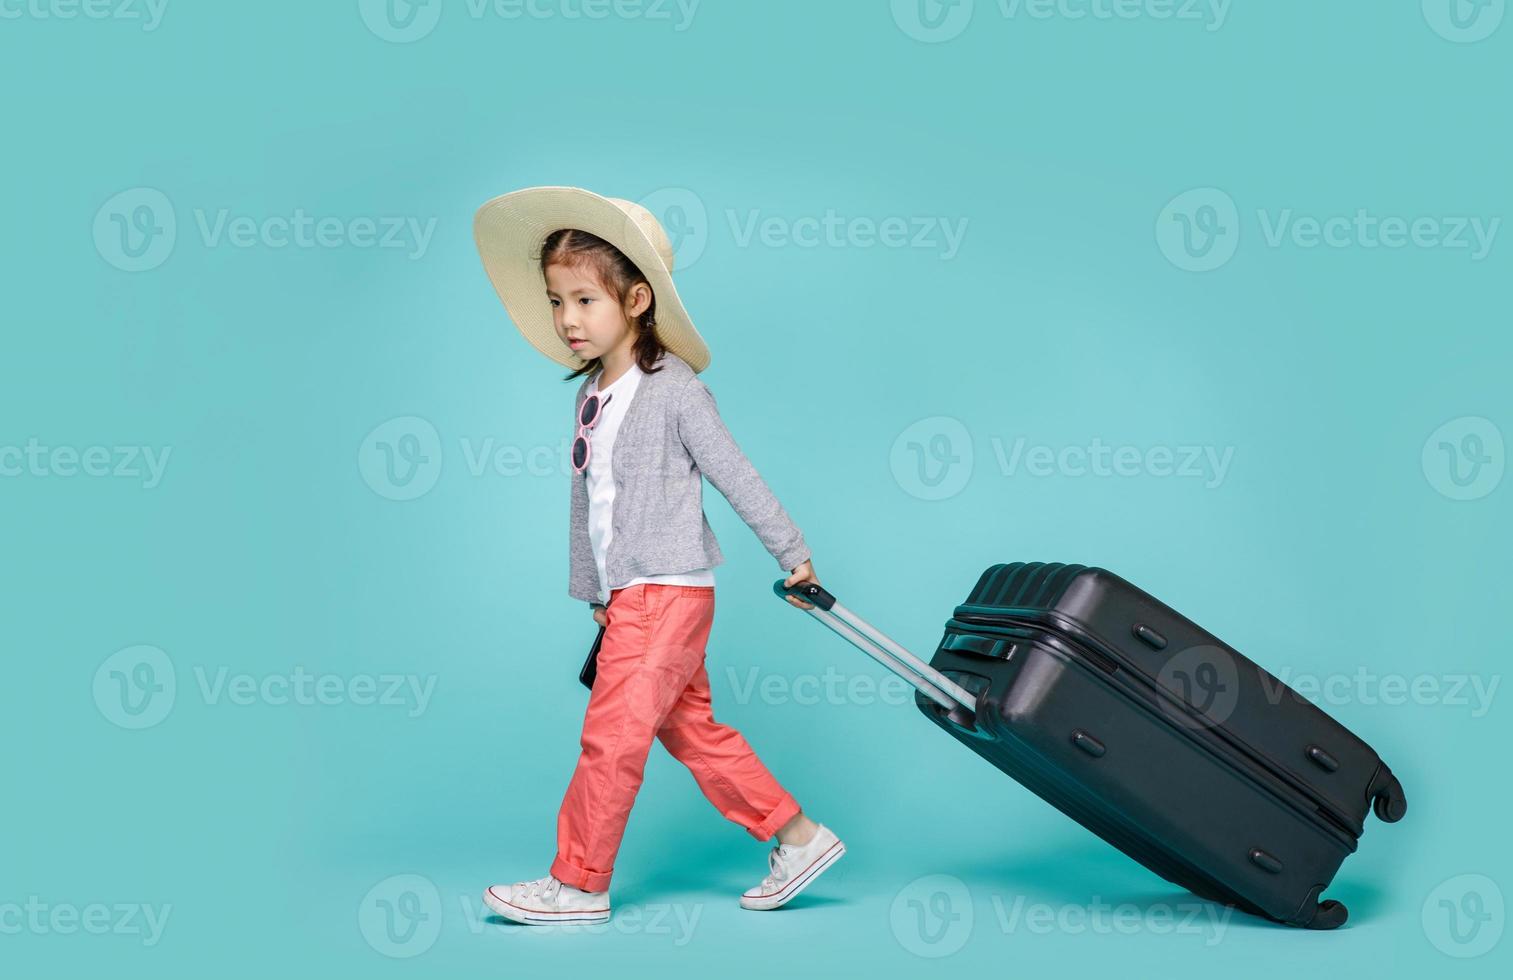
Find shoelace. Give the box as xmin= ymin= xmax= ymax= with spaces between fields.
xmin=759 ymin=844 xmax=795 ymax=889
xmin=517 ymin=874 xmax=561 ymax=901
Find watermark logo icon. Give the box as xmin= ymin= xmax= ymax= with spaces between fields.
xmin=1423 ymin=874 xmax=1504 ymax=958
xmin=359 ymin=416 xmax=443 ymax=500
xmin=892 ymin=0 xmax=974 ymax=42
xmin=625 ymin=656 xmax=695 ymax=729
xmin=94 ymin=188 xmax=176 ymax=272
xmin=1422 ymin=0 xmax=1505 ymax=42
xmin=891 ymin=416 xmax=974 ymax=500
xmin=1422 ymin=416 xmax=1504 ymax=501
xmin=359 ymin=0 xmax=443 ymax=42
xmin=1155 ymin=644 xmax=1240 ymax=729
xmin=637 ymin=187 xmax=709 ymax=271
xmin=890 ymin=873 xmax=974 ymax=957
xmin=93 ymin=645 xmax=176 ymax=730
xmin=1156 ymin=187 xmax=1239 ymax=271
xmin=359 ymin=874 xmax=443 ymax=957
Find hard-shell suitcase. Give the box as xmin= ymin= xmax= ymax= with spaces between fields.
xmin=775 ymin=561 xmax=1407 ymax=930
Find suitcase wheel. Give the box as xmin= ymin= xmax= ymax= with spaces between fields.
xmin=1369 ymin=767 xmax=1408 ymax=824
xmin=1302 ymin=898 xmax=1349 ymax=930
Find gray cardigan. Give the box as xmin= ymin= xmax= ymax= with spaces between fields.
xmin=569 ymin=350 xmax=810 ymax=607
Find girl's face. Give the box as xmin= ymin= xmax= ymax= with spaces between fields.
xmin=544 ymin=261 xmax=650 ymax=362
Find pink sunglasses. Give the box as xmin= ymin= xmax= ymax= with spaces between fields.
xmin=571 ymin=391 xmax=613 ymax=473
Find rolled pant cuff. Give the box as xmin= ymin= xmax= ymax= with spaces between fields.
xmin=550 ymin=853 xmax=613 ymax=893
xmin=748 ymin=792 xmax=802 ymax=841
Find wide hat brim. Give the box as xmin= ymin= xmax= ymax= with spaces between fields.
xmin=473 ymin=186 xmax=711 ymax=373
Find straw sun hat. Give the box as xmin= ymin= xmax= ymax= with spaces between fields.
xmin=473 ymin=185 xmax=711 ymax=373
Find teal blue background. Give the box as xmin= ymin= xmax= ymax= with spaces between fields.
xmin=3 ymin=0 xmax=1509 ymax=975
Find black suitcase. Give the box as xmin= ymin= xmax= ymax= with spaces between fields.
xmin=775 ymin=561 xmax=1407 ymax=930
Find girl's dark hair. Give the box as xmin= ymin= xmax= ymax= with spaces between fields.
xmin=539 ymin=228 xmax=667 ymax=382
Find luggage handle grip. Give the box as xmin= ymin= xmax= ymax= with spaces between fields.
xmin=773 ymin=580 xmax=980 ymax=719
xmin=780 ymin=580 xmax=837 ymax=611
xmin=942 ymin=631 xmax=1010 ymax=659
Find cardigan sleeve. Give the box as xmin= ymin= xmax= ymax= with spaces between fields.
xmin=675 ymin=377 xmax=811 ymax=572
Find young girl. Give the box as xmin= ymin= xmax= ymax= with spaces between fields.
xmin=473 ymin=186 xmax=846 ymax=925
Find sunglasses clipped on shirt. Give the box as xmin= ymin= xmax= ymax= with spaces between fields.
xmin=571 ymin=391 xmax=612 ymax=473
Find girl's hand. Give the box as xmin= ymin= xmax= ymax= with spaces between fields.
xmin=592 ymin=604 xmax=608 ymax=627
xmin=783 ymin=560 xmax=819 ymax=610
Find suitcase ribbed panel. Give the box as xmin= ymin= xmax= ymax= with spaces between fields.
xmin=969 ymin=562 xmax=1087 ymax=608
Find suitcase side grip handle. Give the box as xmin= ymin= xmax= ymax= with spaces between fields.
xmin=1248 ymin=848 xmax=1284 ymax=874
xmin=1071 ymin=729 xmax=1106 ymax=758
xmin=942 ymin=632 xmax=1010 ymax=659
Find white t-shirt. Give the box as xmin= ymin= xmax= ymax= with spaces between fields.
xmin=586 ymin=361 xmax=715 ymax=605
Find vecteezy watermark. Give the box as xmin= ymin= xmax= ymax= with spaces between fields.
xmin=726 ymin=208 xmax=969 ymax=260
xmin=0 ymin=898 xmax=171 ymax=946
xmin=890 ymin=874 xmax=975 ymax=957
xmin=888 ymin=874 xmax=1231 ymax=956
xmin=1422 ymin=416 xmax=1504 ymax=501
xmin=0 ymin=439 xmax=171 ymax=489
xmin=891 ymin=0 xmax=1230 ymax=43
xmin=724 ymin=665 xmax=916 ymax=707
xmin=996 ymin=0 xmax=1230 ymax=29
xmin=1155 ymin=644 xmax=1240 ymax=729
xmin=357 ymin=419 xmax=576 ymax=501
xmin=93 ymin=646 xmax=439 ymax=729
xmin=1254 ymin=209 xmax=1500 ymax=260
xmin=93 ymin=188 xmax=175 ymax=272
xmin=359 ymin=416 xmax=445 ymax=501
xmin=890 ymin=416 xmax=974 ymax=501
xmin=359 ymin=875 xmax=443 ymax=958
xmin=991 ymin=892 xmax=1232 ymax=944
xmin=93 ymin=187 xmax=438 ymax=272
xmin=888 ymin=419 xmax=1237 ymax=501
xmin=990 ymin=436 xmax=1234 ymax=488
xmin=192 ymin=209 xmax=436 ymax=258
xmin=1263 ymin=667 xmax=1500 ymax=718
xmin=357 ymin=0 xmax=702 ymax=43
xmin=1157 ymin=188 xmax=1501 ymax=271
xmin=1422 ymin=0 xmax=1505 ymax=43
xmin=581 ymin=187 xmax=965 ymax=268
xmin=1149 ymin=647 xmax=1502 ymax=724
xmin=357 ymin=0 xmax=443 ymax=41
xmin=0 ymin=0 xmax=168 ymax=30
xmin=1156 ymin=187 xmax=1240 ymax=272
xmin=356 ymin=873 xmax=704 ymax=956
xmin=637 ymin=186 xmax=708 ymax=270
xmin=92 ymin=646 xmax=176 ymax=729
xmin=357 ymin=416 xmax=663 ymax=500
xmin=194 ymin=666 xmax=437 ymax=717
xmin=1423 ymin=874 xmax=1504 ymax=958
xmin=468 ymin=891 xmax=703 ymax=944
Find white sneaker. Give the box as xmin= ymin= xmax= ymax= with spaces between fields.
xmin=740 ymin=823 xmax=846 ymax=910
xmin=483 ymin=873 xmax=611 ymax=925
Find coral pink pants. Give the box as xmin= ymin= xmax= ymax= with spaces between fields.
xmin=551 ymin=583 xmax=801 ymax=892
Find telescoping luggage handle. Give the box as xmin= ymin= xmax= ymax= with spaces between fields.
xmin=774 ymin=580 xmax=980 ymax=721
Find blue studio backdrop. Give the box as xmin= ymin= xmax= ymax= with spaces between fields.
xmin=3 ymin=1 xmax=1509 ymax=977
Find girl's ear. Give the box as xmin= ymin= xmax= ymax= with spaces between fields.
xmin=625 ymin=280 xmax=653 ymax=319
